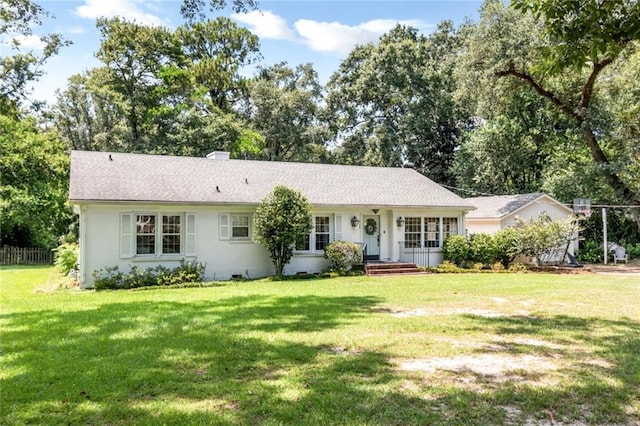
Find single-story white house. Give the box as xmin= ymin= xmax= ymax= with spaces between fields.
xmin=69 ymin=150 xmax=475 ymax=288
xmin=465 ymin=192 xmax=578 ymax=256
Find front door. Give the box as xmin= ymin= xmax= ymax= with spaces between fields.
xmin=363 ymin=215 xmax=380 ymax=260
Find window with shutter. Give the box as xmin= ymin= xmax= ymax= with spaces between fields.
xmin=219 ymin=213 xmax=230 ymax=240
xmin=185 ymin=213 xmax=196 ymax=256
xmin=120 ymin=213 xmax=133 ymax=258
xmin=334 ymin=214 xmax=342 ymax=241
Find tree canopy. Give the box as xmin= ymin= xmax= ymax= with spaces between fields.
xmin=5 ymin=0 xmax=640 ymax=249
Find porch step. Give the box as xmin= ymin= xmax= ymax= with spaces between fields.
xmin=365 ymin=262 xmax=422 ymax=276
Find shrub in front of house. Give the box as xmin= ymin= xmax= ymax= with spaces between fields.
xmin=493 ymin=227 xmax=518 ymax=267
xmin=491 ymin=261 xmax=505 ymax=271
xmin=469 ymin=233 xmax=498 ymax=266
xmin=54 ymin=242 xmax=79 ymax=275
xmin=93 ymin=259 xmax=206 ymax=290
xmin=508 ymin=262 xmax=529 ymax=272
xmin=436 ymin=260 xmax=464 ymax=273
xmin=324 ymin=240 xmax=361 ymax=273
xmin=442 ymin=235 xmax=469 ymax=266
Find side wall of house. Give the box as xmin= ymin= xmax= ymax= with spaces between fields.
xmin=78 ymin=203 xmax=274 ymax=288
xmin=501 ymin=200 xmax=577 ymax=255
xmin=500 ymin=199 xmax=572 ymax=227
xmin=465 ymin=220 xmax=502 ymax=235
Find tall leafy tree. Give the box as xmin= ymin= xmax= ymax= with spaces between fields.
xmin=1 ymin=115 xmax=71 ymax=248
xmin=93 ymin=17 xmax=180 ymax=150
xmin=327 ymin=23 xmax=468 ymax=185
xmin=54 ymin=17 xmax=261 ymax=156
xmin=485 ymin=0 xmax=640 ymax=210
xmin=1 ymin=0 xmax=70 ymax=113
xmin=243 ymin=62 xmax=329 ymax=162
xmin=177 ymin=18 xmax=260 ymax=111
xmin=53 ymin=71 xmax=128 ymax=152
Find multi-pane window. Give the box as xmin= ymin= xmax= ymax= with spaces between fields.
xmin=232 ymin=214 xmax=250 ymax=239
xmin=403 ymin=216 xmax=459 ymax=249
xmin=136 ymin=215 xmax=156 ymax=254
xmin=443 ymin=217 xmax=458 ymax=240
xmin=295 ymin=215 xmax=331 ymax=252
xmin=424 ymin=218 xmax=439 ymax=248
xmin=136 ymin=214 xmax=182 ymax=255
xmin=315 ymin=216 xmax=330 ymax=251
xmin=404 ymin=217 xmax=421 ymax=248
xmin=162 ymin=215 xmax=181 ymax=254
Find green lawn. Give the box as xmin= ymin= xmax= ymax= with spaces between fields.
xmin=1 ymin=266 xmax=639 ymax=425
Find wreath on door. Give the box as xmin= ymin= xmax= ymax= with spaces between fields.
xmin=364 ymin=218 xmax=377 ymax=235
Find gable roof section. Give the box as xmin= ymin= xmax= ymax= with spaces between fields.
xmin=69 ymin=151 xmax=473 ymax=209
xmin=465 ymin=193 xmax=571 ymax=219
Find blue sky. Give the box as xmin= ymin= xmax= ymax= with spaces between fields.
xmin=4 ymin=0 xmax=483 ymax=105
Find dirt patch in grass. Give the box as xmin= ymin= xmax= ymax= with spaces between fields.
xmin=389 ymin=307 xmax=536 ymax=319
xmin=398 ymin=353 xmax=558 ymax=382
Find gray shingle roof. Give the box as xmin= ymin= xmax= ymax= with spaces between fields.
xmin=69 ymin=151 xmax=473 ymax=208
xmin=465 ymin=193 xmax=555 ymax=218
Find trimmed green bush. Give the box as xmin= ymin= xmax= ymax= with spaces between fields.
xmin=493 ymin=227 xmax=518 ymax=267
xmin=324 ymin=240 xmax=361 ymax=273
xmin=469 ymin=233 xmax=497 ymax=265
xmin=442 ymin=235 xmax=469 ymax=266
xmin=93 ymin=259 xmax=206 ymax=290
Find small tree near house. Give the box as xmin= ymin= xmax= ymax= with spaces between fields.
xmin=254 ymin=185 xmax=313 ymax=276
xmin=512 ymin=213 xmax=581 ymax=267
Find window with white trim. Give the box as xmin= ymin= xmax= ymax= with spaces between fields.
xmin=404 ymin=217 xmax=421 ymax=248
xmin=424 ymin=217 xmax=439 ymax=248
xmin=403 ymin=215 xmax=459 ymax=249
xmin=162 ymin=215 xmax=182 ymax=254
xmin=136 ymin=213 xmax=183 ymax=255
xmin=136 ymin=214 xmax=157 ymax=254
xmin=122 ymin=213 xmax=192 ymax=257
xmin=443 ymin=217 xmax=459 ymax=240
xmin=315 ymin=216 xmax=330 ymax=250
xmin=295 ymin=215 xmax=332 ymax=252
xmin=231 ymin=214 xmax=250 ymax=239
xmin=219 ymin=213 xmax=252 ymax=241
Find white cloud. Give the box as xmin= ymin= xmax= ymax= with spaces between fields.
xmin=76 ymin=0 xmax=165 ymax=26
xmin=293 ymin=20 xmax=375 ymax=56
xmin=232 ymin=10 xmax=433 ymax=57
xmin=295 ymin=18 xmax=434 ymax=56
xmin=231 ymin=10 xmax=296 ymax=40
xmin=12 ymin=34 xmax=47 ymax=51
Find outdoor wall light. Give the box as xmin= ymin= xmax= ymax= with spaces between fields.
xmin=396 ymin=216 xmax=405 ymax=227
xmin=351 ymin=216 xmax=360 ymax=227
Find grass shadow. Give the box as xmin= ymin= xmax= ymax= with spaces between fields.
xmin=2 ymin=288 xmax=639 ymax=424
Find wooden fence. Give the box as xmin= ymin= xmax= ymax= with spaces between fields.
xmin=0 ymin=246 xmax=53 ymax=265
